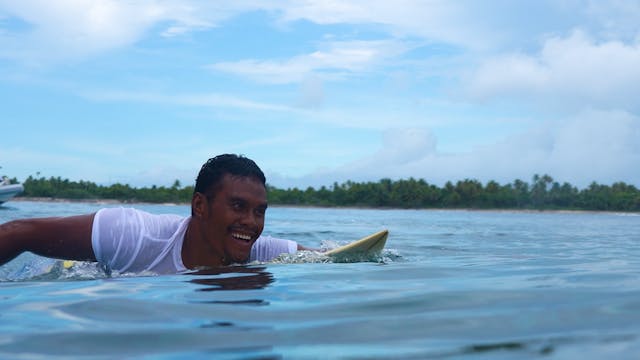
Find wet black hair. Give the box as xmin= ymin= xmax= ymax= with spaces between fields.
xmin=194 ymin=154 xmax=266 ymax=196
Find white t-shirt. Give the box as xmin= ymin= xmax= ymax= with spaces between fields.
xmin=91 ymin=207 xmax=297 ymax=274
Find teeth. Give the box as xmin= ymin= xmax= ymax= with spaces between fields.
xmin=232 ymin=233 xmax=251 ymax=241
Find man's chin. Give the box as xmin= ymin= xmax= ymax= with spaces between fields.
xmin=226 ymin=240 xmax=256 ymax=264
xmin=227 ymin=251 xmax=251 ymax=264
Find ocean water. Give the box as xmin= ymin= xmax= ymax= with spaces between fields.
xmin=1 ymin=201 xmax=639 ymax=359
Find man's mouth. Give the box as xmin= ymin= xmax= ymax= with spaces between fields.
xmin=231 ymin=232 xmax=253 ymax=243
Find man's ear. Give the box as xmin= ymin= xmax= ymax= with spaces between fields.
xmin=191 ymin=192 xmax=208 ymax=219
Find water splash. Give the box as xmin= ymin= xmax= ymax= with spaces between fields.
xmin=2 ymin=258 xmax=110 ymax=281
xmin=269 ymin=248 xmax=400 ymax=264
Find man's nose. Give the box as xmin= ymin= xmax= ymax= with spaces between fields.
xmin=241 ymin=210 xmax=258 ymax=227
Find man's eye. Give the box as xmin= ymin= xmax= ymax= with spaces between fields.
xmin=231 ymin=202 xmax=243 ymax=210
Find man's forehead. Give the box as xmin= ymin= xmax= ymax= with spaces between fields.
xmin=214 ymin=174 xmax=266 ymax=197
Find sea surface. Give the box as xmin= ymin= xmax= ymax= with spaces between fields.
xmin=1 ymin=200 xmax=639 ymax=359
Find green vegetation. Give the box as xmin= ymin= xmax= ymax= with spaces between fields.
xmin=269 ymin=175 xmax=640 ymax=211
xmin=13 ymin=174 xmax=640 ymax=211
xmin=19 ymin=176 xmax=193 ymax=204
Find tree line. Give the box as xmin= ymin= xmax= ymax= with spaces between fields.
xmin=16 ymin=176 xmax=192 ymax=204
xmin=269 ymin=174 xmax=640 ymax=211
xmin=10 ymin=174 xmax=640 ymax=211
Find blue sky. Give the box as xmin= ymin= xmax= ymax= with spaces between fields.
xmin=1 ymin=1 xmax=639 ymax=189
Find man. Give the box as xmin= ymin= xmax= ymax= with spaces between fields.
xmin=0 ymin=154 xmax=305 ymax=274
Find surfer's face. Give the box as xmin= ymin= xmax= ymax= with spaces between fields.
xmin=202 ymin=174 xmax=267 ymax=264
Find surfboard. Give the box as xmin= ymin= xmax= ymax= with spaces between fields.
xmin=325 ymin=229 xmax=388 ymax=261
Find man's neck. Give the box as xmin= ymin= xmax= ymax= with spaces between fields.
xmin=181 ymin=218 xmax=225 ymax=269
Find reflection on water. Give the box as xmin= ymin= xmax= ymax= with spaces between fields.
xmin=186 ymin=265 xmax=274 ymax=292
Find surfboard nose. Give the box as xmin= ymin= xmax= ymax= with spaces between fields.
xmin=325 ymin=229 xmax=389 ymax=258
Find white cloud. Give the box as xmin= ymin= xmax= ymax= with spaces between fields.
xmin=0 ymin=0 xmax=494 ymax=67
xmin=0 ymin=0 xmax=247 ymax=64
xmin=272 ymin=110 xmax=640 ymax=188
xmin=0 ymin=0 xmax=157 ymax=63
xmin=297 ymin=76 xmax=325 ymax=108
xmin=584 ymin=0 xmax=640 ymax=41
xmin=546 ymin=109 xmax=640 ymax=182
xmin=275 ymin=1 xmax=640 ymax=51
xmin=467 ymin=31 xmax=640 ymax=112
xmin=465 ymin=109 xmax=640 ymax=186
xmin=208 ymin=39 xmax=410 ymax=84
xmin=2 ymin=1 xmax=638 ymax=73
xmin=81 ymin=90 xmax=294 ymax=112
xmin=1 ymin=1 xmax=639 ymax=64
xmin=377 ymin=128 xmax=438 ymax=164
xmin=276 ymin=0 xmax=504 ymax=50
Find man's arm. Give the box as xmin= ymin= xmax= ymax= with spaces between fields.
xmin=0 ymin=214 xmax=97 ymax=266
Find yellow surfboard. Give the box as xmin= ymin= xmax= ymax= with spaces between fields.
xmin=325 ymin=229 xmax=388 ymax=259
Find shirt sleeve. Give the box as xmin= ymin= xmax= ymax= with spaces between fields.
xmin=91 ymin=207 xmax=144 ymax=272
xmin=91 ymin=208 xmax=189 ymax=274
xmin=92 ymin=207 xmax=178 ymax=272
xmin=249 ymin=235 xmax=297 ymax=262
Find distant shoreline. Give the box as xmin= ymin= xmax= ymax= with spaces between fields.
xmin=11 ymin=197 xmax=187 ymax=206
xmin=9 ymin=196 xmax=637 ymax=215
xmin=14 ymin=174 xmax=640 ymax=212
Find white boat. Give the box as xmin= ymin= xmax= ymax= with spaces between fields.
xmin=0 ymin=177 xmax=23 ymax=204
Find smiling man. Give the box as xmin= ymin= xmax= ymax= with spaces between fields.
xmin=0 ymin=154 xmax=302 ymax=274
xmin=183 ymin=171 xmax=269 ymax=268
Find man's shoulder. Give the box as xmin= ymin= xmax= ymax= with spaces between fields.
xmin=97 ymin=207 xmax=187 ymax=227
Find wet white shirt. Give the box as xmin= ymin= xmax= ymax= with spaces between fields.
xmin=91 ymin=207 xmax=297 ymax=274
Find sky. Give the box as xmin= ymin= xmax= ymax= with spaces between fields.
xmin=1 ymin=0 xmax=639 ymax=190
